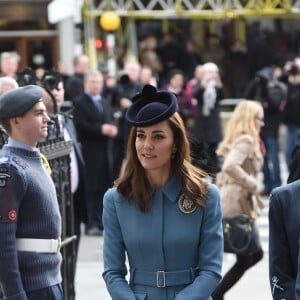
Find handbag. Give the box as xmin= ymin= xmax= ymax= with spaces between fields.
xmin=222 ymin=214 xmax=261 ymax=255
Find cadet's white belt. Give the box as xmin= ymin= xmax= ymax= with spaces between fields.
xmin=16 ymin=238 xmax=61 ymax=253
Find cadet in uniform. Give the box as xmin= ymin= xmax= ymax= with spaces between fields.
xmin=0 ymin=85 xmax=63 ymax=300
xmin=102 ymin=85 xmax=223 ymax=300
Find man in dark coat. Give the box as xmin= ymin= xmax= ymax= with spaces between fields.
xmin=296 ymin=238 xmax=300 ymax=300
xmin=268 ymin=180 xmax=300 ymax=299
xmin=287 ymin=130 xmax=300 ymax=183
xmin=73 ymin=70 xmax=118 ymax=236
xmin=64 ymin=54 xmax=90 ymax=102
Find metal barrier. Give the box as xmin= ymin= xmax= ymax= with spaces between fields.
xmin=0 ymin=130 xmax=76 ymax=300
xmin=219 ymin=98 xmax=243 ymax=118
xmin=219 ymin=98 xmax=243 ymax=132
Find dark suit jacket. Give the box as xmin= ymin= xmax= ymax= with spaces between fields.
xmin=269 ymin=180 xmax=300 ymax=299
xmin=296 ymin=238 xmax=300 ymax=300
xmin=65 ymin=73 xmax=84 ymax=102
xmin=73 ymin=93 xmax=115 ymax=194
xmin=287 ymin=130 xmax=300 ymax=183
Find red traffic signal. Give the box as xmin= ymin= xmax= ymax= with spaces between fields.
xmin=95 ymin=38 xmax=103 ymax=49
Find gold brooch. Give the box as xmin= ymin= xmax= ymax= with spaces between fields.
xmin=178 ymin=194 xmax=196 ymax=214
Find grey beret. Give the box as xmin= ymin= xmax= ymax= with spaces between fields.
xmin=0 ymin=85 xmax=43 ymax=119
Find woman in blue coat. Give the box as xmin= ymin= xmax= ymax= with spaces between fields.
xmin=102 ymin=85 xmax=223 ymax=300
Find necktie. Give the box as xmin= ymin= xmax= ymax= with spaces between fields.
xmin=93 ymin=95 xmax=103 ymax=112
xmin=97 ymin=98 xmax=103 ymax=112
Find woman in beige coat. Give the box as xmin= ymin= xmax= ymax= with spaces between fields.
xmin=212 ymin=100 xmax=265 ymax=300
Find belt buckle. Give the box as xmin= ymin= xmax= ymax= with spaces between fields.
xmin=156 ymin=270 xmax=166 ymax=288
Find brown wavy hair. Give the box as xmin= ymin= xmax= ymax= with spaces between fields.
xmin=114 ymin=112 xmax=209 ymax=212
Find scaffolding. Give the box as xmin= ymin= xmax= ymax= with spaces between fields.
xmin=84 ymin=0 xmax=300 ymax=19
xmin=83 ymin=0 xmax=300 ymax=69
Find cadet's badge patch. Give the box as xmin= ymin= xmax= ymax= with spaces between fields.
xmin=0 ymin=168 xmax=10 ymax=188
xmin=7 ymin=209 xmax=17 ymax=222
xmin=12 ymin=156 xmax=28 ymax=169
xmin=178 ymin=194 xmax=196 ymax=214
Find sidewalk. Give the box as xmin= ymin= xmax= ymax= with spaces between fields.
xmin=74 ymin=234 xmax=272 ymax=300
xmin=75 ymin=234 xmax=109 ymax=299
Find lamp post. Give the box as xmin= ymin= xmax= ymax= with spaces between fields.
xmin=99 ymin=11 xmax=121 ymax=77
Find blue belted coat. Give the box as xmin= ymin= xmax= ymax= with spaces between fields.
xmin=102 ymin=175 xmax=223 ymax=300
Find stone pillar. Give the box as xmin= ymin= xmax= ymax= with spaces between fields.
xmin=58 ymin=17 xmax=75 ymax=74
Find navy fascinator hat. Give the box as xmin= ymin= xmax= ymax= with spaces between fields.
xmin=125 ymin=84 xmax=178 ymax=127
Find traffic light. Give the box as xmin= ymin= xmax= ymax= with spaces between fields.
xmin=95 ymin=38 xmax=103 ymax=50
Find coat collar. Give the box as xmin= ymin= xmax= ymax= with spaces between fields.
xmin=159 ymin=174 xmax=181 ymax=203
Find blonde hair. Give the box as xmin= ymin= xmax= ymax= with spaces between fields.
xmin=217 ymin=100 xmax=263 ymax=157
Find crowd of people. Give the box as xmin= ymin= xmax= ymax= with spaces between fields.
xmin=0 ymin=36 xmax=300 ymax=299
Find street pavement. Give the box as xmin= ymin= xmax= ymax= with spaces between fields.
xmin=74 ymin=153 xmax=289 ymax=300
xmin=74 ymin=204 xmax=272 ymax=300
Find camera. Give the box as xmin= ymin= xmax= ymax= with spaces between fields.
xmin=41 ymin=71 xmax=62 ymax=91
xmin=288 ymin=63 xmax=299 ymax=76
xmin=255 ymin=68 xmax=271 ymax=85
xmin=17 ymin=68 xmax=38 ymax=86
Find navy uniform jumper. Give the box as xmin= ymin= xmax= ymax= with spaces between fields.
xmin=0 ymin=139 xmax=62 ymax=299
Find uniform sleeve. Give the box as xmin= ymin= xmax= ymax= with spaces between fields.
xmin=0 ymin=162 xmax=27 ymax=300
xmin=222 ymin=135 xmax=257 ymax=193
xmin=268 ymin=191 xmax=295 ymax=300
xmin=175 ymin=184 xmax=223 ymax=300
xmin=102 ymin=189 xmax=136 ymax=300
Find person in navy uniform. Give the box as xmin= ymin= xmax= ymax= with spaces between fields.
xmin=102 ymin=84 xmax=223 ymax=299
xmin=0 ymin=85 xmax=63 ymax=299
xmin=269 ymin=180 xmax=300 ymax=300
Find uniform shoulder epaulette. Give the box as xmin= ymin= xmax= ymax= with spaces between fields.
xmin=11 ymin=155 xmax=29 ymax=170
xmin=0 ymin=152 xmax=29 ymax=170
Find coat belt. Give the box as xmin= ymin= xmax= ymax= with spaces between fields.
xmin=130 ymin=267 xmax=199 ymax=287
xmin=16 ymin=238 xmax=61 ymax=253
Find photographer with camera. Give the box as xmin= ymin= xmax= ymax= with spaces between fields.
xmin=111 ymin=60 xmax=142 ymax=175
xmin=191 ymin=62 xmax=224 ymax=175
xmin=244 ymin=66 xmax=287 ymax=195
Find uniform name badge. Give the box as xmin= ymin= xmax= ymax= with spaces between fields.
xmin=178 ymin=194 xmax=196 ymax=214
